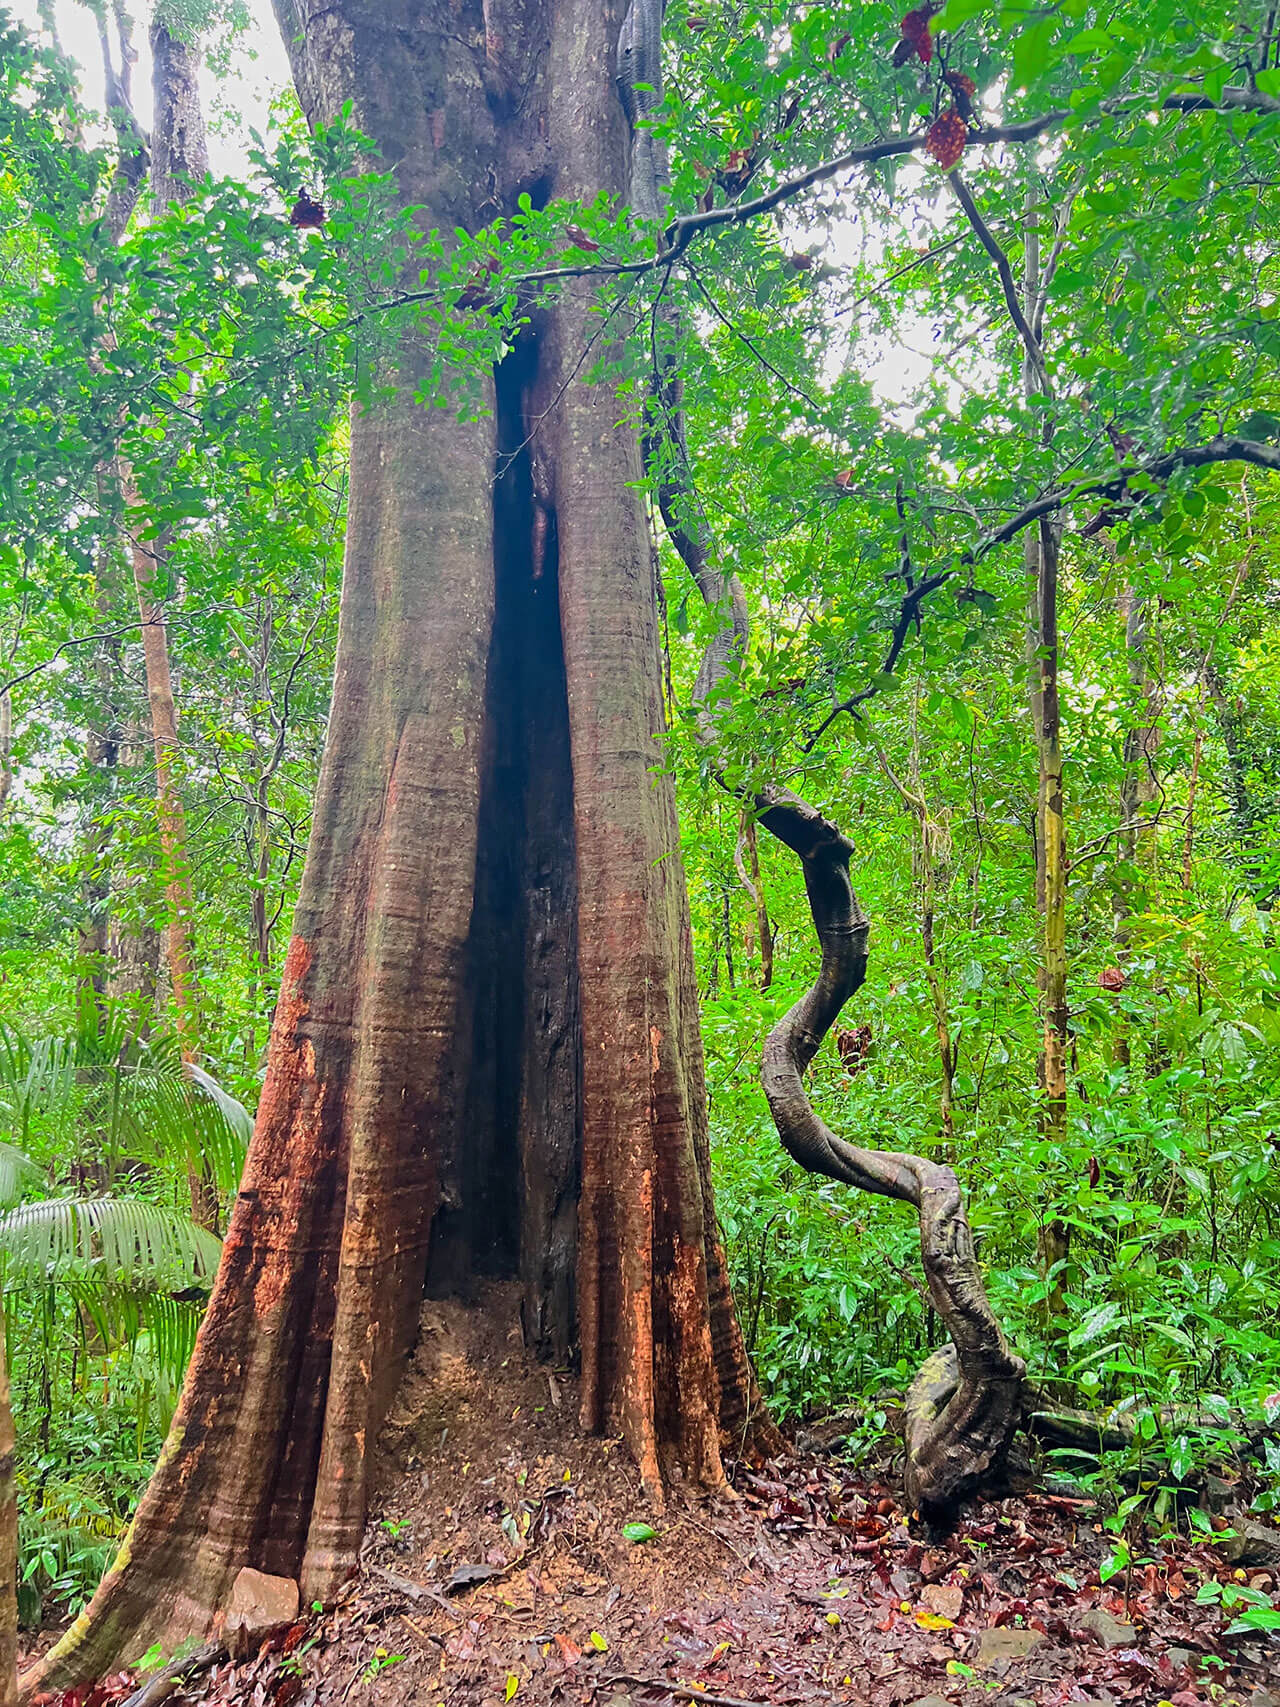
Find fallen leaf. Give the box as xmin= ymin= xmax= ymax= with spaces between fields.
xmin=914 ymin=1610 xmax=955 ymax=1631
xmin=444 ymin=1562 xmax=500 ymax=1594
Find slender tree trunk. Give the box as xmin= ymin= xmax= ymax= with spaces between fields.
xmin=99 ymin=14 xmax=214 ymax=1220
xmin=107 ymin=709 xmax=162 ymax=1020
xmin=735 ymin=811 xmax=774 ymax=991
xmin=75 ymin=13 xmax=145 ymax=1031
xmin=1184 ymin=704 xmax=1205 ymax=1015
xmin=77 ymin=551 xmax=125 ymax=1028
xmin=1111 ymin=585 xmax=1161 ymax=1063
xmin=22 ymin=3 xmax=759 ymax=1692
xmin=128 ymin=529 xmax=202 ymax=1065
xmin=87 ymin=6 xmax=209 ymax=1193
xmin=0 ymin=687 xmax=9 ymax=812
xmin=129 ymin=17 xmax=209 ymax=1075
xmin=920 ymin=888 xmax=957 ymax=1151
xmin=1038 ymin=521 xmax=1068 ymax=1131
xmin=1018 ymin=204 xmax=1070 ymax=1318
xmin=871 ymin=715 xmax=956 ymax=1146
xmin=1034 ymin=518 xmax=1071 ymax=1312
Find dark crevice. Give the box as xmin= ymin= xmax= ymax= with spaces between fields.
xmin=428 ymin=333 xmax=580 ymax=1361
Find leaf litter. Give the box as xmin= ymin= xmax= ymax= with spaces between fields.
xmin=26 ymin=1286 xmax=1280 ymax=1707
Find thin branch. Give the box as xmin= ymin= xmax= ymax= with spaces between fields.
xmin=1070 ymin=806 xmax=1176 ymax=868
xmin=838 ymin=231 xmax=969 ymax=320
xmin=264 ymin=612 xmax=325 ymax=790
xmin=1031 ymin=183 xmax=1082 ymax=343
xmin=948 ymin=170 xmax=1049 ymax=394
xmin=803 ymin=571 xmax=953 ymax=749
xmin=805 ymin=436 xmax=1280 ymax=746
xmin=0 ymin=619 xmax=165 ymax=698
xmin=685 ymin=261 xmax=825 ymax=414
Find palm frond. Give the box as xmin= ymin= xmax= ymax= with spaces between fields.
xmin=187 ymin=1063 xmax=253 ymax=1148
xmin=0 ymin=1196 xmax=222 ymax=1290
xmin=184 ymin=1064 xmax=253 ymax=1190
xmin=67 ymin=1281 xmax=206 ymax=1392
xmin=1 ymin=1021 xmax=251 ymax=1184
xmin=121 ymin=1068 xmax=250 ymax=1194
xmin=0 ymin=1026 xmax=76 ymax=1142
xmin=0 ymin=1142 xmax=40 ymax=1209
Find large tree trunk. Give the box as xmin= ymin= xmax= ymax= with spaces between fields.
xmin=21 ymin=2 xmax=757 ymax=1693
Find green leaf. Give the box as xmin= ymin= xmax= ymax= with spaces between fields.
xmin=0 ymin=1197 xmax=221 ymax=1290
xmin=1012 ymin=16 xmax=1058 ymax=88
xmin=622 ymin=1522 xmax=658 ymax=1542
xmin=1225 ymin=1607 xmax=1280 ymax=1635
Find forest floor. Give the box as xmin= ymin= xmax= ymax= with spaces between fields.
xmin=44 ymin=1287 xmax=1280 ymax=1707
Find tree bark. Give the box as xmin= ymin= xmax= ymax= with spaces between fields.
xmin=21 ymin=3 xmax=758 ymax=1693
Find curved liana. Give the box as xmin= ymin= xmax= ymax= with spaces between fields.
xmin=616 ymin=0 xmax=1025 ymax=1522
xmin=755 ymin=789 xmax=1025 ymax=1520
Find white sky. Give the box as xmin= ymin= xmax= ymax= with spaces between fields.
xmin=13 ymin=0 xmax=291 ymax=175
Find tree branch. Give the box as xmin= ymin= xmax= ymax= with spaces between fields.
xmin=808 ymin=437 xmax=1280 ymax=745
xmin=948 ymin=171 xmax=1049 ymax=394
xmin=0 ymin=618 xmax=166 ymax=699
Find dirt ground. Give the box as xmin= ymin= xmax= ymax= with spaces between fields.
xmin=39 ymin=1286 xmax=1280 ymax=1707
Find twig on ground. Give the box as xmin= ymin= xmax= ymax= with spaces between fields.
xmin=675 ymin=1513 xmax=756 ymax=1573
xmin=368 ymin=1563 xmax=461 ymax=1620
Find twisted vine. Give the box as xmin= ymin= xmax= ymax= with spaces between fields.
xmin=616 ymin=0 xmax=1025 ymax=1521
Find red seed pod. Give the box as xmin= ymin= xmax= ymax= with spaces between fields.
xmin=925 ymin=109 xmax=967 ymax=169
xmin=1098 ymin=965 xmax=1127 ymax=992
xmin=943 ymin=70 xmax=977 ymax=121
xmin=289 ymin=191 xmax=326 ymax=230
xmin=899 ymin=6 xmax=935 ymax=65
